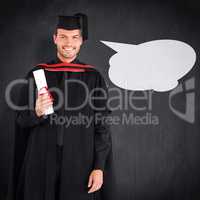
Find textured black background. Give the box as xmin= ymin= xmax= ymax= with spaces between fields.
xmin=0 ymin=0 xmax=200 ymax=199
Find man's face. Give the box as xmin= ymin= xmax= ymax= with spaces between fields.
xmin=53 ymin=28 xmax=83 ymax=61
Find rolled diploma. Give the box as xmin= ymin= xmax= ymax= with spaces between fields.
xmin=33 ymin=69 xmax=54 ymax=115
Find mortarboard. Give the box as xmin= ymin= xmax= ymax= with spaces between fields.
xmin=56 ymin=13 xmax=88 ymax=40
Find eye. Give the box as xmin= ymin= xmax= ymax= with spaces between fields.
xmin=59 ymin=35 xmax=65 ymax=39
xmin=73 ymin=36 xmax=79 ymax=39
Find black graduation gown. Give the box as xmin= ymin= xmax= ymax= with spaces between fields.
xmin=7 ymin=58 xmax=116 ymax=200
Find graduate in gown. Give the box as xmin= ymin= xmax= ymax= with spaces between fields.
xmin=7 ymin=13 xmax=116 ymax=200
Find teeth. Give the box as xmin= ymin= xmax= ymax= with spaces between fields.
xmin=63 ymin=47 xmax=73 ymax=51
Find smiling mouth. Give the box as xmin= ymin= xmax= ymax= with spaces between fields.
xmin=63 ymin=47 xmax=75 ymax=51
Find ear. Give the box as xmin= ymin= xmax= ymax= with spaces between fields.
xmin=80 ymin=36 xmax=83 ymax=45
xmin=79 ymin=29 xmax=84 ymax=45
xmin=53 ymin=34 xmax=57 ymax=44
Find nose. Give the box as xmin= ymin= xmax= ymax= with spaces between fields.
xmin=64 ymin=38 xmax=73 ymax=46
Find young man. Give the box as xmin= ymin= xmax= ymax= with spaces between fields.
xmin=8 ymin=14 xmax=113 ymax=200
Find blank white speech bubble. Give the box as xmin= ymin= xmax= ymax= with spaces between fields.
xmin=101 ymin=40 xmax=196 ymax=92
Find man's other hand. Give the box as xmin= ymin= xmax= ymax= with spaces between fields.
xmin=88 ymin=169 xmax=103 ymax=193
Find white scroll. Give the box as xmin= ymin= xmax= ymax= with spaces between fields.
xmin=33 ymin=69 xmax=54 ymax=115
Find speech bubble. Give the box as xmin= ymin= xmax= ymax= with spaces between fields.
xmin=101 ymin=40 xmax=196 ymax=92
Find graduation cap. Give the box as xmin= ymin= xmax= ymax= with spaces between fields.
xmin=56 ymin=13 xmax=88 ymax=40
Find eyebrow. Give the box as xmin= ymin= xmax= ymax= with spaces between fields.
xmin=58 ymin=34 xmax=66 ymax=37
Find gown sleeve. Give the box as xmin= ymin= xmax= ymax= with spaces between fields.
xmin=93 ymin=71 xmax=112 ymax=171
xmin=15 ymin=71 xmax=47 ymax=128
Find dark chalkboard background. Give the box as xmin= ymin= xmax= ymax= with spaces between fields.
xmin=0 ymin=0 xmax=200 ymax=199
